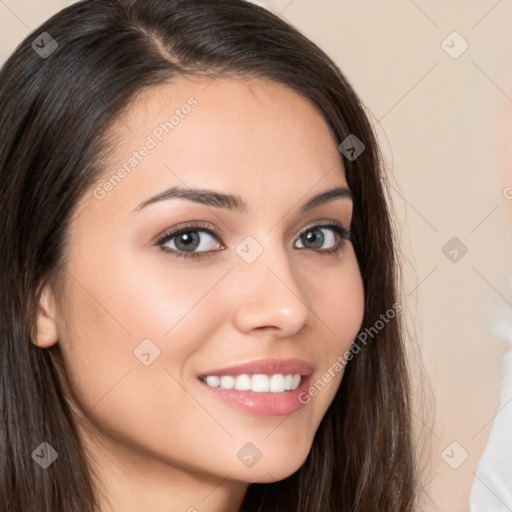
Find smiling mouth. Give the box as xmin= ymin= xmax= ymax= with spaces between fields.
xmin=198 ymin=373 xmax=302 ymax=393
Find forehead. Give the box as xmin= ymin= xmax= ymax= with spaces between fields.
xmin=85 ymin=75 xmax=347 ymax=216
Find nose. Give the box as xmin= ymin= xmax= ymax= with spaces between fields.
xmin=230 ymin=243 xmax=311 ymax=337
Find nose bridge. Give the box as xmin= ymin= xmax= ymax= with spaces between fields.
xmin=229 ymin=233 xmax=310 ymax=335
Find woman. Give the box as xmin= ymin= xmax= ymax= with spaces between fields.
xmin=0 ymin=0 xmax=418 ymax=510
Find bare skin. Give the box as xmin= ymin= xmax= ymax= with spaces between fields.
xmin=35 ymin=75 xmax=365 ymax=512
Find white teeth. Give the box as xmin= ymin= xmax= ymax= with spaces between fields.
xmin=251 ymin=374 xmax=269 ymax=392
xmin=206 ymin=376 xmax=220 ymax=387
xmin=219 ymin=375 xmax=235 ymax=389
xmin=269 ymin=373 xmax=285 ymax=392
xmin=291 ymin=374 xmax=301 ymax=390
xmin=234 ymin=374 xmax=252 ymax=390
xmin=202 ymin=373 xmax=302 ymax=393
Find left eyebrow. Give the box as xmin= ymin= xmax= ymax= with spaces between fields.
xmin=300 ymin=186 xmax=353 ymax=212
xmin=131 ymin=185 xmax=353 ymax=214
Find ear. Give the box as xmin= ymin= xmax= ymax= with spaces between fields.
xmin=34 ymin=284 xmax=59 ymax=348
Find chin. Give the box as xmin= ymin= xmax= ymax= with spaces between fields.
xmin=235 ymin=447 xmax=311 ymax=484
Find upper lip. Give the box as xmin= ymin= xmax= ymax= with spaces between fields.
xmin=198 ymin=358 xmax=314 ymax=378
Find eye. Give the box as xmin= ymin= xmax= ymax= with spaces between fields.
xmin=156 ymin=221 xmax=224 ymax=259
xmin=294 ymin=222 xmax=351 ymax=255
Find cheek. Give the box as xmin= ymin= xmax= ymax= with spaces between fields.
xmin=314 ymin=247 xmax=365 ymax=350
xmin=302 ymin=248 xmax=364 ymax=406
xmin=55 ymin=263 xmax=212 ymax=456
xmin=64 ymin=244 xmax=228 ymax=351
xmin=107 ymin=248 xmax=231 ymax=341
xmin=56 ymin=246 xmax=230 ymax=412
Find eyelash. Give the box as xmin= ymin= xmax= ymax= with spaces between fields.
xmin=156 ymin=220 xmax=352 ymax=260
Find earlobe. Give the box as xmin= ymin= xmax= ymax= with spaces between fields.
xmin=34 ymin=285 xmax=59 ymax=348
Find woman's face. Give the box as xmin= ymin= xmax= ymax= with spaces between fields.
xmin=41 ymin=76 xmax=364 ymax=486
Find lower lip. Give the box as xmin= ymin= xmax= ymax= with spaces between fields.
xmin=198 ymin=375 xmax=312 ymax=416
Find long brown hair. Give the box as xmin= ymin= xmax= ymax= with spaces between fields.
xmin=0 ymin=1 xmax=418 ymax=510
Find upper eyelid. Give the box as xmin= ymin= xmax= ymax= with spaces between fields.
xmin=156 ymin=222 xmax=221 ymax=246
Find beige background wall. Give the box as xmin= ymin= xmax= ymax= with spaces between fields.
xmin=2 ymin=1 xmax=511 ymax=510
